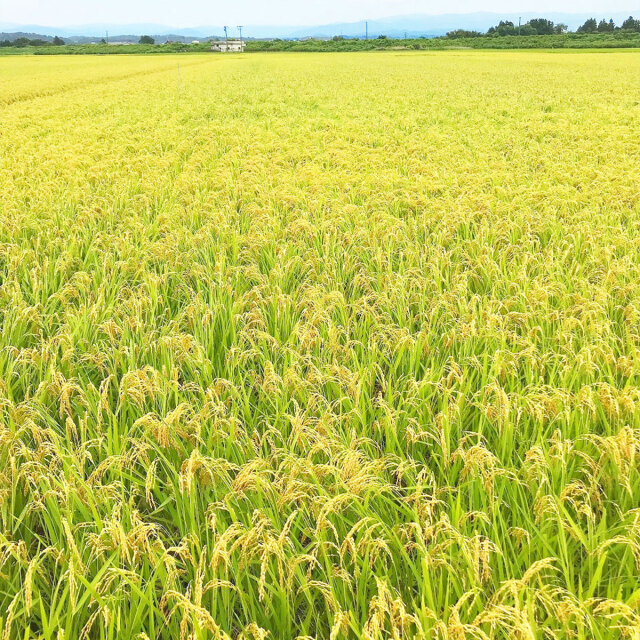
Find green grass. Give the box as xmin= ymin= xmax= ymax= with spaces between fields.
xmin=247 ymin=31 xmax=640 ymax=51
xmin=1 ymin=31 xmax=640 ymax=56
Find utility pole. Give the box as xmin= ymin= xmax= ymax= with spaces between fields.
xmin=106 ymin=30 xmax=109 ymax=44
xmin=365 ymin=21 xmax=368 ymax=39
xmin=237 ymin=26 xmax=244 ymax=50
xmin=224 ymin=25 xmax=228 ymax=50
xmin=404 ymin=31 xmax=407 ymax=39
xmin=518 ymin=17 xmax=522 ymax=35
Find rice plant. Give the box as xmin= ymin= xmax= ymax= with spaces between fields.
xmin=0 ymin=50 xmax=639 ymax=639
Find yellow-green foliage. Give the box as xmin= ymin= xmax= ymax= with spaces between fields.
xmin=1 ymin=51 xmax=640 ymax=640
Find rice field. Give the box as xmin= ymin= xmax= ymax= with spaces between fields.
xmin=1 ymin=50 xmax=640 ymax=640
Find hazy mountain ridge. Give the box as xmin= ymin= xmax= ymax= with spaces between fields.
xmin=287 ymin=12 xmax=639 ymax=38
xmin=2 ymin=11 xmax=639 ymax=41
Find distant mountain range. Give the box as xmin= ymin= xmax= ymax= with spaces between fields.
xmin=2 ymin=12 xmax=639 ymax=42
xmin=284 ymin=12 xmax=640 ymax=38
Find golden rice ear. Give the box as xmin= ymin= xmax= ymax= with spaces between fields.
xmin=3 ymin=50 xmax=640 ymax=640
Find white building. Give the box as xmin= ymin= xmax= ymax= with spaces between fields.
xmin=211 ymin=39 xmax=245 ymax=52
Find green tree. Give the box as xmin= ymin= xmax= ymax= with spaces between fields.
xmin=488 ymin=21 xmax=517 ymax=36
xmin=519 ymin=24 xmax=537 ymax=35
xmin=578 ymin=18 xmax=598 ymax=33
xmin=621 ymin=16 xmax=640 ymax=31
xmin=139 ymin=35 xmax=155 ymax=44
xmin=53 ymin=36 xmax=65 ymax=45
xmin=528 ymin=19 xmax=555 ymax=35
xmin=597 ymin=19 xmax=615 ymax=32
xmin=553 ymin=23 xmax=568 ymax=34
xmin=446 ymin=29 xmax=483 ymax=38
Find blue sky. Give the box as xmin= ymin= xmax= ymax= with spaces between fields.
xmin=1 ymin=0 xmax=639 ymax=27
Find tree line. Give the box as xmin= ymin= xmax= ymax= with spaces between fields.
xmin=447 ymin=16 xmax=640 ymax=38
xmin=0 ymin=35 xmax=65 ymax=47
xmin=577 ymin=16 xmax=640 ymax=33
xmin=0 ymin=35 xmax=159 ymax=47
